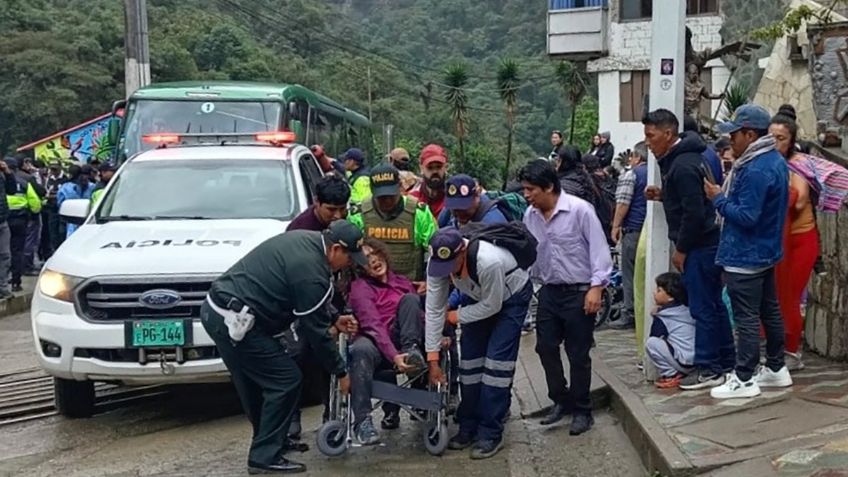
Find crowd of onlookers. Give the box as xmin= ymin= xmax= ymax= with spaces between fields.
xmin=593 ymin=103 xmax=847 ymax=399
xmin=0 ymin=155 xmax=115 ymax=297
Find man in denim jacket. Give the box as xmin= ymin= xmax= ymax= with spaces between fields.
xmin=704 ymin=104 xmax=793 ymax=399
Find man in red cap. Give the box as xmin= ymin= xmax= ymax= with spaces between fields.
xmin=410 ymin=144 xmax=448 ymax=218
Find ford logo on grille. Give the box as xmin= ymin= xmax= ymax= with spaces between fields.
xmin=139 ymin=289 xmax=183 ymax=309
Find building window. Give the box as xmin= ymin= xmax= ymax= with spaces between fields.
xmin=619 ymin=71 xmax=650 ymax=122
xmin=687 ymin=0 xmax=719 ymax=15
xmin=619 ymin=0 xmax=719 ymax=20
xmin=620 ymin=0 xmax=651 ymax=20
xmin=549 ymin=0 xmax=607 ymax=9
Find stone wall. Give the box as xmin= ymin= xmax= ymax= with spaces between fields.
xmin=589 ymin=14 xmax=723 ymax=72
xmin=806 ymin=203 xmax=848 ymax=359
xmin=754 ymin=35 xmax=817 ymax=138
xmin=808 ymin=23 xmax=848 ymax=138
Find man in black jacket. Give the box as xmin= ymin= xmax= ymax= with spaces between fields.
xmin=0 ymin=161 xmax=18 ymax=299
xmin=643 ymin=109 xmax=734 ymax=391
xmin=201 ymin=220 xmax=366 ymax=474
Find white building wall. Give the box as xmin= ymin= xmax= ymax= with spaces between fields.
xmin=589 ymin=14 xmax=727 ymax=144
xmin=597 ymin=71 xmax=647 ymax=152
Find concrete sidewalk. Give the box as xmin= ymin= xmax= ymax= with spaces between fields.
xmin=594 ymin=328 xmax=848 ymax=477
xmin=0 ymin=276 xmax=36 ymax=319
xmin=512 ymin=333 xmax=609 ymax=418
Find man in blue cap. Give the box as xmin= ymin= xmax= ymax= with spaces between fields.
xmin=424 ymin=228 xmax=532 ymax=459
xmin=438 ymin=175 xmax=508 ymax=228
xmin=704 ymin=104 xmax=792 ymax=399
xmin=342 ymin=148 xmax=371 ymax=205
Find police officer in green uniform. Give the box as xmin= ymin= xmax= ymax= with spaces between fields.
xmin=201 ymin=220 xmax=367 ymax=475
xmin=5 ymin=158 xmax=41 ymax=292
xmin=349 ymin=164 xmax=437 ymax=284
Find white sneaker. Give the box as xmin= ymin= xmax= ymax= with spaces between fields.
xmin=756 ymin=365 xmax=793 ymax=387
xmin=710 ymin=373 xmax=761 ymax=399
xmin=785 ymin=352 xmax=805 ymax=371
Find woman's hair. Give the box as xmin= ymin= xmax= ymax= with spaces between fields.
xmin=362 ymin=237 xmax=391 ymax=270
xmin=556 ymin=145 xmax=583 ymax=173
xmin=777 ymin=104 xmax=797 ymax=121
xmin=655 ymin=272 xmax=688 ymax=306
xmin=770 ymin=113 xmax=798 ymax=157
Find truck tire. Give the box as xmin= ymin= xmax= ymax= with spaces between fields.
xmin=53 ymin=378 xmax=95 ymax=418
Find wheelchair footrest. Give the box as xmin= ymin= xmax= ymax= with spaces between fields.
xmin=371 ymin=381 xmax=443 ymax=411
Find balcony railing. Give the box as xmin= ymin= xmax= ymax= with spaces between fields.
xmin=547 ymin=1 xmax=608 ymax=60
xmin=549 ymin=0 xmax=608 ymax=10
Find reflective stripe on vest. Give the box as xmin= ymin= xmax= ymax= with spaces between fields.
xmin=361 ymin=197 xmax=423 ymax=281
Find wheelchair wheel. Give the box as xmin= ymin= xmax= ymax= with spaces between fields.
xmin=423 ymin=418 xmax=449 ymax=456
xmin=316 ymin=420 xmax=348 ymax=457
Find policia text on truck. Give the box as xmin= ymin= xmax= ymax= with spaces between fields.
xmin=201 ymin=220 xmax=368 ymax=475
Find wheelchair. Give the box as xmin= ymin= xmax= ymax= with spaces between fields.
xmin=316 ymin=333 xmax=452 ymax=457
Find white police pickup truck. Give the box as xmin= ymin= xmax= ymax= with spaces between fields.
xmin=32 ymin=132 xmax=326 ymax=417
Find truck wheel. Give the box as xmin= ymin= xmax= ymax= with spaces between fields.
xmin=53 ymin=378 xmax=95 ymax=418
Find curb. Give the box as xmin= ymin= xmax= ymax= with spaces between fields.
xmin=593 ymin=357 xmax=697 ymax=477
xmin=0 ymin=291 xmax=33 ymax=319
xmin=522 ymin=385 xmax=612 ymax=419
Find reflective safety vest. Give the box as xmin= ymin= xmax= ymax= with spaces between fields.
xmin=361 ymin=197 xmax=423 ymax=281
xmin=91 ymin=184 xmax=105 ymax=206
xmin=7 ymin=176 xmax=40 ymax=217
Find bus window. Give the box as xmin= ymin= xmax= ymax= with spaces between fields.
xmin=287 ymin=100 xmax=309 ymax=142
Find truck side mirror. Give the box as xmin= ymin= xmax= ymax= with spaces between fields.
xmin=59 ymin=199 xmax=91 ymax=225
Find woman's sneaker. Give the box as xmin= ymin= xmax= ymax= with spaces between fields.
xmin=354 ymin=417 xmax=380 ymax=446
xmin=678 ymin=370 xmax=725 ymax=390
xmin=756 ymin=365 xmax=793 ymax=387
xmin=711 ymin=372 xmax=761 ymax=399
xmin=784 ymin=351 xmax=805 ymax=371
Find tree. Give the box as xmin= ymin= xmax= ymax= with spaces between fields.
xmin=751 ymin=0 xmax=847 ymax=40
xmin=443 ymin=62 xmax=469 ymax=169
xmin=497 ymin=58 xmax=520 ymax=189
xmin=555 ymin=61 xmax=588 ymax=145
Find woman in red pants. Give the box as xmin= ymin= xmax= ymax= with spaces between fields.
xmin=770 ymin=111 xmax=818 ymax=370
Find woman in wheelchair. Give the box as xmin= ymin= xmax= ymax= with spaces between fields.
xmin=347 ymin=238 xmax=427 ymax=445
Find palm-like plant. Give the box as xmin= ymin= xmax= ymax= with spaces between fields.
xmin=721 ymin=81 xmax=751 ymax=121
xmin=443 ymin=63 xmax=469 ymax=167
xmin=555 ymin=61 xmax=588 ymax=144
xmin=497 ymin=59 xmax=520 ymax=189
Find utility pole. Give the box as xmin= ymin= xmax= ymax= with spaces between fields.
xmin=642 ymin=0 xmax=685 ymax=381
xmin=124 ymin=0 xmax=151 ymax=98
xmin=367 ymin=66 xmax=373 ymax=122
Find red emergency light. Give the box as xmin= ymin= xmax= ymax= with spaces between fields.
xmin=142 ymin=134 xmax=181 ymax=145
xmin=255 ymin=131 xmax=297 ymax=144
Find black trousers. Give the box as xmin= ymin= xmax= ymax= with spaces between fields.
xmin=8 ymin=216 xmax=27 ymax=287
xmin=46 ymin=206 xmax=64 ymax=253
xmin=39 ymin=208 xmax=53 ymax=261
xmin=200 ymin=302 xmax=302 ymax=466
xmin=350 ymin=293 xmax=423 ymax=425
xmin=725 ymin=268 xmax=785 ymax=381
xmin=535 ymin=285 xmax=594 ymax=416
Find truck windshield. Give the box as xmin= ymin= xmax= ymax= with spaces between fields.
xmin=96 ymin=160 xmax=299 ymax=221
xmin=120 ymin=100 xmax=282 ymax=159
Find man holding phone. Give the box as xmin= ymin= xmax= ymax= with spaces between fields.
xmin=642 ymin=109 xmax=735 ymax=391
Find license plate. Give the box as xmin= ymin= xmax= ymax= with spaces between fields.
xmin=131 ymin=320 xmax=185 ymax=347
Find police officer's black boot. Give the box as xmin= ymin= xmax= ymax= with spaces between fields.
xmin=247 ymin=456 xmax=306 ymax=474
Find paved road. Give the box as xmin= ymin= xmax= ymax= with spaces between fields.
xmin=0 ymin=312 xmax=646 ymax=477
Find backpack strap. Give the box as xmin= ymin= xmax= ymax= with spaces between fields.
xmin=465 ymin=238 xmax=519 ymax=286
xmin=466 ymin=239 xmax=481 ymax=284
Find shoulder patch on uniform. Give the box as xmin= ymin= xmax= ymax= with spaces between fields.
xmin=349 ymin=204 xmax=361 ymax=215
xmin=416 ymin=202 xmax=428 ymax=211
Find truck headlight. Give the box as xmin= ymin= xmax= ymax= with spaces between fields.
xmin=38 ymin=270 xmax=83 ymax=302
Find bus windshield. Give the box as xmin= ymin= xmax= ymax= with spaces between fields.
xmin=120 ymin=100 xmax=283 ymax=158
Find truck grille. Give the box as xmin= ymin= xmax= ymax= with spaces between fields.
xmin=77 ymin=277 xmax=214 ymax=322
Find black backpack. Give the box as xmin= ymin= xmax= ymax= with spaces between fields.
xmin=459 ymin=222 xmax=538 ymax=284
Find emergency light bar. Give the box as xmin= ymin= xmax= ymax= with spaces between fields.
xmin=141 ymin=131 xmax=297 ymax=147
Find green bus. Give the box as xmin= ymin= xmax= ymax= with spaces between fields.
xmin=109 ymin=81 xmax=372 ymax=162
